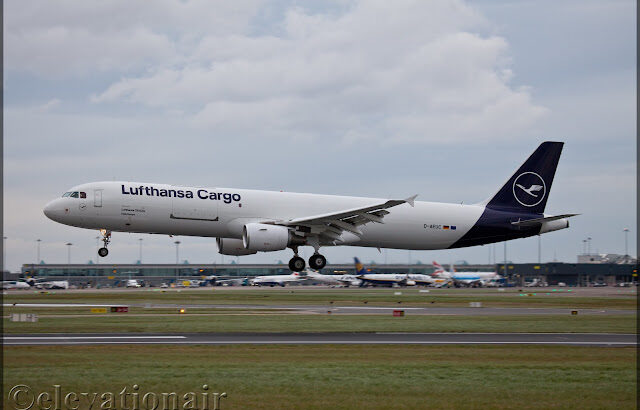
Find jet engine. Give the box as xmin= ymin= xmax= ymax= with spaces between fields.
xmin=216 ymin=238 xmax=257 ymax=256
xmin=242 ymin=223 xmax=303 ymax=252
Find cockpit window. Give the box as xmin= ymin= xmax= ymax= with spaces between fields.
xmin=70 ymin=192 xmax=79 ymax=198
xmin=62 ymin=192 xmax=71 ymax=197
xmin=80 ymin=192 xmax=86 ymax=199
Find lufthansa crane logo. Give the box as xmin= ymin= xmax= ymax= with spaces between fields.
xmin=512 ymin=172 xmax=546 ymax=207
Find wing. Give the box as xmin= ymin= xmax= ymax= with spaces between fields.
xmin=530 ymin=185 xmax=543 ymax=192
xmin=272 ymin=195 xmax=418 ymax=245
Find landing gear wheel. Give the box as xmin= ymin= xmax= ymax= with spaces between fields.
xmin=308 ymin=254 xmax=327 ymax=270
xmin=98 ymin=229 xmax=112 ymax=258
xmin=288 ymin=256 xmax=306 ymax=272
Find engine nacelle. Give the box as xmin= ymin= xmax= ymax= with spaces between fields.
xmin=540 ymin=218 xmax=569 ymax=234
xmin=243 ymin=223 xmax=292 ymax=252
xmin=216 ymin=238 xmax=257 ymax=256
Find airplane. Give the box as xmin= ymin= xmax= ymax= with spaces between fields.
xmin=34 ymin=280 xmax=69 ymax=290
xmin=249 ymin=272 xmax=305 ymax=287
xmin=305 ymin=269 xmax=362 ymax=287
xmin=431 ymin=261 xmax=501 ymax=287
xmin=407 ymin=273 xmax=436 ymax=286
xmin=354 ymin=257 xmax=411 ymax=287
xmin=125 ymin=279 xmax=142 ymax=288
xmin=43 ymin=142 xmax=576 ymax=272
xmin=2 ymin=280 xmax=34 ymax=290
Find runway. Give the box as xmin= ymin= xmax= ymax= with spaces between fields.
xmin=4 ymin=332 xmax=636 ymax=346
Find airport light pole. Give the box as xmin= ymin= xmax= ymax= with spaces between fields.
xmin=95 ymin=236 xmax=100 ymax=264
xmin=66 ymin=243 xmax=73 ymax=265
xmin=139 ymin=238 xmax=143 ymax=263
xmin=174 ymin=240 xmax=181 ymax=280
xmin=504 ymin=241 xmax=507 ymax=282
xmin=3 ymin=236 xmax=7 ymax=273
xmin=537 ymin=236 xmax=541 ymax=264
xmin=36 ymin=239 xmax=41 ymax=264
xmin=582 ymin=239 xmax=587 ymax=255
xmin=623 ymin=228 xmax=629 ymax=262
xmin=587 ymin=237 xmax=592 ymax=256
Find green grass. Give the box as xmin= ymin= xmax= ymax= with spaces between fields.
xmin=3 ymin=287 xmax=637 ymax=309
xmin=4 ymin=314 xmax=635 ymax=334
xmin=3 ymin=345 xmax=636 ymax=409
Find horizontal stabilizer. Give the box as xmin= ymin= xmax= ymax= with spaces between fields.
xmin=511 ymin=214 xmax=579 ymax=226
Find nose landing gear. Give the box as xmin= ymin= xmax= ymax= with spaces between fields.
xmin=98 ymin=229 xmax=111 ymax=257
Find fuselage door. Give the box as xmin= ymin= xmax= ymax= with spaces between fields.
xmin=171 ymin=187 xmax=218 ymax=222
xmin=94 ymin=190 xmax=103 ymax=207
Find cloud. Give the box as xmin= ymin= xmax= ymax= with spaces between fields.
xmin=85 ymin=0 xmax=546 ymax=144
xmin=4 ymin=0 xmax=263 ymax=76
xmin=4 ymin=0 xmax=634 ymax=271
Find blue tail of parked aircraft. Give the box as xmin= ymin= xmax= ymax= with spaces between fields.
xmin=484 ymin=141 xmax=564 ymax=215
xmin=354 ymin=257 xmax=367 ymax=275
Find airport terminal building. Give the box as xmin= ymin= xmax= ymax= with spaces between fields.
xmin=17 ymin=261 xmax=638 ymax=287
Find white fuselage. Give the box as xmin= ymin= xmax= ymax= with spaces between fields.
xmin=306 ymin=271 xmax=361 ymax=286
xmin=43 ymin=181 xmax=484 ymax=250
xmin=250 ymin=274 xmax=302 ymax=286
xmin=2 ymin=281 xmax=32 ymax=290
xmin=433 ymin=270 xmax=501 ymax=286
xmin=358 ymin=273 xmax=410 ymax=286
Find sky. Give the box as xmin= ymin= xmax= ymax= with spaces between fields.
xmin=3 ymin=0 xmax=636 ymax=271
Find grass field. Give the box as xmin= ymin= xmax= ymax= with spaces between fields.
xmin=3 ymin=287 xmax=637 ymax=309
xmin=4 ymin=313 xmax=636 ymax=334
xmin=4 ymin=287 xmax=635 ymax=334
xmin=3 ymin=345 xmax=636 ymax=409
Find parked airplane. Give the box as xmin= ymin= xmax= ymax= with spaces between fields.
xmin=250 ymin=272 xmax=305 ymax=287
xmin=2 ymin=280 xmax=33 ymax=290
xmin=354 ymin=258 xmax=411 ymax=287
xmin=407 ymin=273 xmax=436 ymax=286
xmin=431 ymin=261 xmax=501 ymax=287
xmin=125 ymin=279 xmax=142 ymax=288
xmin=4 ymin=278 xmax=69 ymax=290
xmin=35 ymin=280 xmax=69 ymax=290
xmin=43 ymin=142 xmax=575 ymax=272
xmin=305 ymin=269 xmax=362 ymax=287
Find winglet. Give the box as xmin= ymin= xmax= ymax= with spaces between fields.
xmin=405 ymin=194 xmax=418 ymax=207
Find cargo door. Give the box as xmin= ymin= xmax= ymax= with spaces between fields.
xmin=170 ymin=189 xmax=218 ymax=222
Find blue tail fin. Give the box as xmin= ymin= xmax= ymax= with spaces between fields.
xmin=354 ymin=257 xmax=367 ymax=275
xmin=484 ymin=141 xmax=564 ymax=214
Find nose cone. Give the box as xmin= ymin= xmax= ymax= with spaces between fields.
xmin=43 ymin=199 xmax=66 ymax=222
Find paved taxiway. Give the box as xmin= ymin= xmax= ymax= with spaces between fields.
xmin=5 ymin=303 xmax=634 ymax=316
xmin=4 ymin=333 xmax=636 ymax=346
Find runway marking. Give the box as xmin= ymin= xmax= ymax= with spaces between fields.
xmin=2 ymin=341 xmax=635 ymax=346
xmin=335 ymin=307 xmax=425 ymax=310
xmin=375 ymin=332 xmax=638 ymax=335
xmin=4 ymin=336 xmax=186 ymax=340
xmin=4 ymin=303 xmax=128 ymax=307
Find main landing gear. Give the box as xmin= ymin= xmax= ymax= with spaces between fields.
xmin=308 ymin=253 xmax=326 ymax=270
xmin=288 ymin=247 xmax=327 ymax=272
xmin=288 ymin=255 xmax=306 ymax=272
xmin=98 ymin=229 xmax=111 ymax=257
